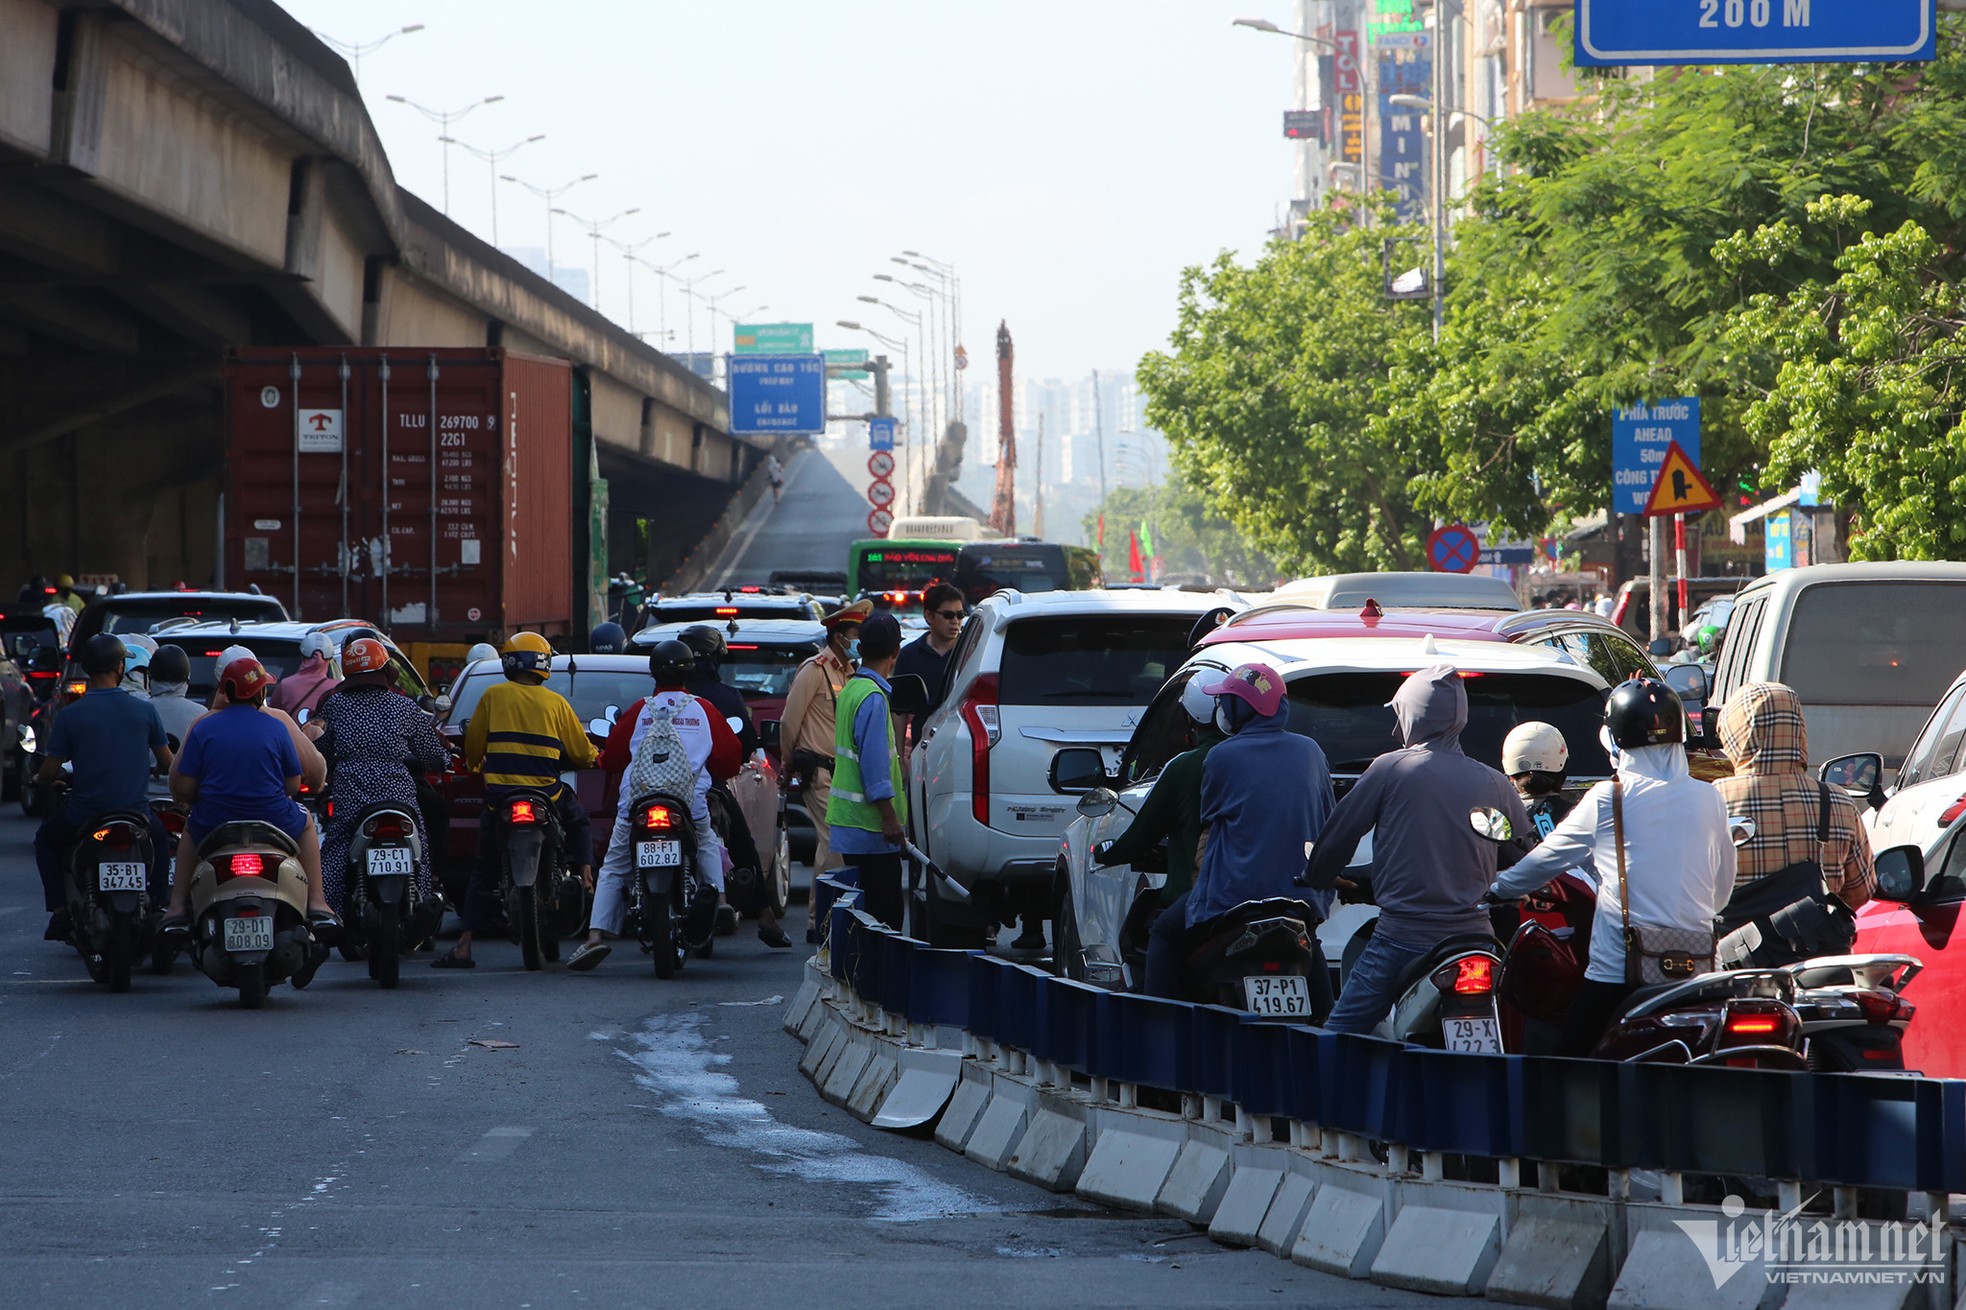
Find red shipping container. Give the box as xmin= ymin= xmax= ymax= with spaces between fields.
xmin=223 ymin=347 xmax=575 ymax=644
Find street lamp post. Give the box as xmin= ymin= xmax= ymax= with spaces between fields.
xmin=385 ymin=93 xmax=504 ymax=214
xmin=698 ymin=285 xmax=748 ymax=374
xmin=607 ymin=233 xmax=669 ymax=337
xmin=500 ymin=173 xmax=597 ymax=283
xmin=901 ymin=250 xmax=962 ymax=427
xmin=1387 ymin=90 xmax=1460 ymax=343
xmin=311 ymin=23 xmax=423 ymax=83
xmin=861 ymin=295 xmax=930 ymax=460
xmin=552 ymin=206 xmax=641 ymax=316
xmin=683 ymin=268 xmax=727 ymax=356
xmin=638 ymin=252 xmax=698 ymax=351
xmin=875 ymin=272 xmax=947 ymax=451
xmin=1232 ymin=15 xmax=1368 ymax=204
xmin=838 ymin=318 xmax=914 ymax=449
xmin=439 ymin=132 xmax=543 ymax=247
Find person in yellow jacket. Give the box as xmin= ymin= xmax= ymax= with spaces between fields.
xmin=436 ymin=633 xmax=597 ymax=967
xmin=825 ymin=612 xmax=907 ymax=930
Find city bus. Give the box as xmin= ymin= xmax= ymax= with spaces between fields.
xmin=846 ymin=539 xmax=962 ymax=611
xmin=954 ymin=540 xmax=1104 ymax=603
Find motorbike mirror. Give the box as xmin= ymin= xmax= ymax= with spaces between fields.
xmin=727 ymin=715 xmax=745 ymax=735
xmin=1727 ymin=815 xmax=1757 ymax=847
xmin=588 ymin=718 xmax=612 ymax=738
xmin=759 ymin=718 xmax=782 ymax=750
xmin=9 ymin=634 xmax=37 ymax=659
xmin=433 ymin=693 xmax=451 ymax=715
xmin=1468 ymin=806 xmax=1514 ymax=843
xmin=294 ymin=708 xmax=309 ymax=726
xmin=1076 ymin=787 xmax=1119 ymax=819
xmin=1049 ymin=746 xmax=1111 ymax=794
xmin=1662 ymin=661 xmax=1708 ymax=704
xmin=1873 ymin=843 xmax=1926 ymax=903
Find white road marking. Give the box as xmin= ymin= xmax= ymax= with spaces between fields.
xmin=457 ymin=1125 xmax=534 ymax=1163
xmin=287 ymin=1283 xmax=361 ymax=1310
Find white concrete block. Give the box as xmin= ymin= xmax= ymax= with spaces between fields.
xmin=1291 ymin=1184 xmax=1386 ymax=1279
xmin=1075 ymin=1125 xmax=1181 ymax=1212
xmin=1371 ymin=1202 xmax=1500 ymax=1296
xmin=964 ymin=1092 xmax=1031 ymax=1171
xmin=820 ymin=1036 xmax=874 ymax=1108
xmin=873 ymin=1047 xmax=962 ymax=1130
xmin=1608 ymin=1229 xmax=1773 ymax=1310
xmin=784 ymin=976 xmax=821 ymax=1037
xmin=933 ymin=1076 xmax=991 ymax=1153
xmin=1256 ymin=1171 xmax=1318 ymax=1257
xmin=1008 ymin=1107 xmax=1088 ymax=1193
xmin=846 ymin=1051 xmax=898 ymax=1120
xmin=1207 ymin=1165 xmax=1284 ymax=1248
xmin=1157 ymin=1139 xmax=1233 ymax=1225
xmin=796 ymin=991 xmax=832 ymax=1043
xmin=1484 ymin=1215 xmax=1612 ymax=1310
xmin=811 ymin=1023 xmax=856 ymax=1089
xmin=797 ymin=1019 xmax=841 ymax=1080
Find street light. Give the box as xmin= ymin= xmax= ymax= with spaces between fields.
xmin=637 ymin=251 xmax=698 ymax=350
xmin=1230 ymin=16 xmax=1337 ymax=49
xmin=385 ymin=93 xmax=504 ymax=214
xmin=607 ymin=232 xmax=670 ymax=336
xmin=501 ymin=172 xmax=597 ymax=282
xmin=552 ymin=206 xmax=641 ymax=316
xmin=1384 ymin=93 xmax=1449 ymax=341
xmin=896 ymin=252 xmax=963 ymax=432
xmin=874 ymin=272 xmax=946 ymax=444
xmin=438 ymin=132 xmax=543 ymax=247
xmin=312 ymin=23 xmax=423 ymax=83
xmin=682 ymin=267 xmax=726 ymax=356
xmin=697 ymin=284 xmax=747 ymax=369
xmin=839 ymin=319 xmax=915 ymax=452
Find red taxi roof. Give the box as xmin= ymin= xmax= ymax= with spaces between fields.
xmin=1198 ymin=605 xmax=1517 ymax=647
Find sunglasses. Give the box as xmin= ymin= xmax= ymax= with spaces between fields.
xmin=931 ymin=609 xmax=965 ymax=621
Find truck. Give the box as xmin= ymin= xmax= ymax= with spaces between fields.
xmin=222 ymin=347 xmax=604 ymax=676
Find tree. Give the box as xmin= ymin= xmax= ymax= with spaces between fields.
xmin=1083 ymin=473 xmax=1278 ymax=587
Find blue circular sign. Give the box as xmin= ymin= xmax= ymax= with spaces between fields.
xmin=1427 ymin=524 xmax=1480 ymax=574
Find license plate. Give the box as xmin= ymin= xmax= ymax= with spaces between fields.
xmin=1445 ymin=1016 xmax=1503 ymax=1054
xmin=97 ymin=862 xmax=147 ymax=892
xmin=367 ymin=847 xmax=413 ymax=875
xmin=637 ymin=839 xmax=682 ymax=869
xmin=1243 ymin=974 xmax=1312 ymax=1017
xmin=223 ymin=916 xmax=274 ymax=952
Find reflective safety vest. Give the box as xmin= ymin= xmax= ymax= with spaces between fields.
xmin=826 ymin=673 xmax=906 ymax=832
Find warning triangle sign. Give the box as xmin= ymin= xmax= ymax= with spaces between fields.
xmin=1642 ymin=440 xmax=1722 ymax=516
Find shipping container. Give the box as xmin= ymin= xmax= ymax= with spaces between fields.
xmin=222 ymin=348 xmax=577 ymax=650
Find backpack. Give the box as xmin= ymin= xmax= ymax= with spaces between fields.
xmin=628 ymin=698 xmax=697 ymax=802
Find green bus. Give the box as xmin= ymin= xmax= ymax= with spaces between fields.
xmin=846 ymin=539 xmax=962 ymax=609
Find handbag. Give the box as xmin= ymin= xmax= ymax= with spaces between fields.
xmin=1714 ymin=784 xmax=1855 ymax=966
xmin=1613 ymin=777 xmax=1715 ymax=986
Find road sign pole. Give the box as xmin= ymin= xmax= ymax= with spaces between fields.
xmin=1675 ymin=512 xmax=1690 ymax=628
xmin=1649 ymin=515 xmax=1668 ymax=645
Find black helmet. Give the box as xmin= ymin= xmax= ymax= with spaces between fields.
xmin=150 ymin=643 xmax=191 ymax=684
xmin=1604 ymin=677 xmax=1685 ymax=749
xmin=678 ymin=624 xmax=726 ymax=670
xmin=589 ymin=622 xmax=627 ymax=654
xmin=79 ymin=632 xmax=126 ymax=677
xmin=647 ymin=639 xmax=695 ymax=686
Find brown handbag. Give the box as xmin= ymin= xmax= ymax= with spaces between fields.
xmin=1612 ymin=776 xmax=1715 ymax=985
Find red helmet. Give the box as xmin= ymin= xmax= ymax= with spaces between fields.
xmin=1200 ymin=662 xmax=1285 ymax=719
xmin=341 ymin=637 xmax=390 ymax=675
xmin=220 ymin=656 xmax=275 ymax=702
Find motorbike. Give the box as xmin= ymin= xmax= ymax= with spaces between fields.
xmin=341 ymin=801 xmax=436 ymax=989
xmin=1377 ymin=808 xmax=1517 ymax=1052
xmin=624 ymin=790 xmax=719 ymax=978
xmin=185 ymin=820 xmax=322 ymax=1008
xmin=62 ymin=810 xmax=162 ymax=992
xmin=1182 ymin=898 xmax=1329 ymax=1019
xmin=485 ymin=787 xmax=567 ymax=971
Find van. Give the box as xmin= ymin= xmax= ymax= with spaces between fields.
xmin=1610 ymin=576 xmax=1752 ymax=638
xmin=1706 ymin=563 xmax=1966 ymax=767
xmin=954 ymin=541 xmax=1103 ymax=604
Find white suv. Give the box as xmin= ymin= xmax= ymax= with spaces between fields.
xmin=906 ymin=588 xmax=1234 ymax=949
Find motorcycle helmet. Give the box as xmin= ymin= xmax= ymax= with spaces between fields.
xmin=300 ymin=630 xmax=336 ymax=662
xmin=501 ymin=632 xmax=553 ymax=680
xmin=647 ymin=638 xmax=695 ymax=687
xmin=679 ymin=623 xmax=727 ymax=672
xmin=1199 ymin=662 xmax=1285 ymax=735
xmin=1502 ymin=721 xmax=1569 ymax=776
xmin=1603 ymin=677 xmax=1685 ymax=749
xmin=589 ymin=621 xmax=627 ymax=654
xmin=1179 ymin=676 xmax=1216 ymax=727
xmin=150 ymin=643 xmax=191 ymax=686
xmin=219 ymin=655 xmax=276 ymax=703
xmin=1694 ymin=623 xmax=1723 ymax=656
xmin=465 ymin=642 xmax=500 ymax=666
xmin=78 ymin=632 xmax=126 ymax=677
xmin=341 ymin=636 xmax=391 ymax=677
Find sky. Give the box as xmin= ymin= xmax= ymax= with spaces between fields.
xmin=276 ymin=0 xmax=1303 ymax=382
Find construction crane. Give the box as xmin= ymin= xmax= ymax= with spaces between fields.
xmin=989 ymin=320 xmax=1017 ymax=537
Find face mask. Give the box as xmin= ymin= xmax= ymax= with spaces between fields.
xmin=845 ymin=639 xmax=861 ymax=663
xmin=1214 ymin=702 xmax=1236 ymax=736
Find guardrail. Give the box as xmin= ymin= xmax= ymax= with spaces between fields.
xmin=795 ymin=876 xmax=1964 ymax=1307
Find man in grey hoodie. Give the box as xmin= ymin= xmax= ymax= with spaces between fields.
xmin=1306 ymin=664 xmax=1531 ymax=1035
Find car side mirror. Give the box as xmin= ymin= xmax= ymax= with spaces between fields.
xmin=886 ymin=673 xmax=929 ymax=717
xmin=1820 ymin=752 xmax=1886 ymax=810
xmin=1050 ymin=746 xmax=1111 ymax=795
xmin=1075 ymin=786 xmax=1119 ymax=818
xmin=1663 ymin=662 xmax=1708 ymax=704
xmin=1186 ymin=605 xmax=1238 ymax=649
xmin=1648 ymin=637 xmax=1674 ymax=658
xmin=759 ymin=718 xmax=782 ymax=751
xmin=1873 ymin=843 xmax=1926 ymax=903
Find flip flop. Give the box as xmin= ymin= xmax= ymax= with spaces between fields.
xmin=431 ymin=948 xmax=476 ymax=969
xmin=566 ymin=941 xmax=612 ymax=972
xmin=758 ymin=926 xmax=793 ymax=949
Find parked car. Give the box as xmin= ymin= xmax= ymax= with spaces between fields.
xmin=641 ymin=588 xmax=825 ymax=629
xmin=1268 ymin=570 xmax=1524 ymax=612
xmin=1850 ymin=821 xmax=1966 ymax=1075
xmin=1822 ymin=662 xmax=1966 ymax=891
xmin=1706 ymin=562 xmax=1966 ymax=768
xmin=1052 ymin=631 xmax=1622 ymax=992
xmin=905 ymin=588 xmax=1239 ymax=948
xmin=68 ymin=589 xmax=288 ymax=650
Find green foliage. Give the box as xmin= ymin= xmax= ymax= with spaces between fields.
xmin=1083 ymin=473 xmax=1278 ymax=587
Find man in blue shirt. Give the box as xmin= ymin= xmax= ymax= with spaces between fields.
xmin=34 ymin=634 xmax=173 ymax=939
xmin=826 ymin=611 xmax=907 ymax=930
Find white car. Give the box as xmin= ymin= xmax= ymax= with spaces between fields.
xmin=1051 ymin=630 xmax=1620 ymax=992
xmin=1823 ymin=664 xmax=1966 ymax=872
xmin=905 ymin=587 xmax=1238 ymax=949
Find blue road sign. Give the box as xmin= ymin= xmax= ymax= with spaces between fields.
xmin=1612 ymin=398 xmax=1702 ymax=515
xmin=1427 ymin=523 xmax=1481 ymax=574
xmin=1765 ymin=510 xmax=1794 ymax=571
xmin=1576 ymin=0 xmax=1935 ymax=67
xmin=1478 ymin=545 xmax=1537 ymax=566
xmin=1378 ymin=33 xmax=1431 ymax=224
xmin=868 ymin=416 xmax=896 ymax=452
xmin=727 ymin=354 xmax=826 ymax=436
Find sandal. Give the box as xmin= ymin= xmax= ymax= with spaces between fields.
xmin=431 ymin=948 xmax=476 ymax=969
xmin=160 ymin=914 xmax=191 ymax=940
xmin=758 ymin=926 xmax=793 ymax=949
xmin=566 ymin=941 xmax=611 ymax=972
xmin=307 ymin=911 xmax=342 ymax=944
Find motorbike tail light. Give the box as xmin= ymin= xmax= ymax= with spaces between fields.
xmin=1717 ymin=1000 xmax=1799 ymax=1049
xmin=1430 ymin=954 xmax=1497 ymax=995
xmin=63 ymin=680 xmax=88 ymax=701
xmin=959 ymin=672 xmax=1001 ymax=825
xmin=363 ymin=814 xmax=409 ymax=841
xmin=157 ymin=808 xmax=186 ymax=836
xmin=1855 ymin=991 xmax=1911 ymax=1025
xmin=324 ymin=799 xmax=335 ymax=820
xmin=639 ymin=803 xmax=675 ymax=832
xmin=91 ymin=823 xmax=139 ymax=851
xmin=218 ymin=853 xmax=266 ymax=881
xmin=508 ymin=799 xmax=539 ymax=825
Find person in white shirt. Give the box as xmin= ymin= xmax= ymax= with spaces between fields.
xmin=1490 ymin=677 xmax=1735 ymax=1056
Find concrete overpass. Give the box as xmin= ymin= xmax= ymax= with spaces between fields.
xmin=0 ymin=0 xmax=756 ymax=593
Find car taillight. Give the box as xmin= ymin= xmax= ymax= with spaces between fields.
xmin=639 ymin=803 xmax=675 ymax=831
xmin=1855 ymin=991 xmax=1911 ymax=1025
xmin=959 ymin=672 xmax=1001 ymax=825
xmin=1940 ymin=794 xmax=1966 ymax=827
xmin=363 ymin=814 xmax=409 ymax=841
xmin=218 ymin=853 xmax=266 ymax=881
xmin=715 ymin=606 xmax=740 ymax=617
xmin=91 ymin=823 xmax=139 ymax=851
xmin=508 ymin=799 xmax=539 ymax=825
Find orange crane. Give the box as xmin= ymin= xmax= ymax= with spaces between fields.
xmin=990 ymin=320 xmax=1016 ymax=537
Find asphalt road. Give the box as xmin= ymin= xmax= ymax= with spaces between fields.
xmin=0 ymin=817 xmax=1433 ymax=1309
xmin=708 ymin=440 xmax=873 ymax=587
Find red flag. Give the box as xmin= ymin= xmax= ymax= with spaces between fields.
xmin=1097 ymin=513 xmax=1105 ymax=548
xmin=1127 ymin=530 xmax=1144 ymax=582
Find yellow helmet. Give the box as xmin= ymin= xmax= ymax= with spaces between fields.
xmin=501 ymin=631 xmax=553 ymax=678
xmin=56 ymin=573 xmax=75 ymax=588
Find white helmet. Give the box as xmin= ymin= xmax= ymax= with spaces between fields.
xmin=466 ymin=642 xmax=499 ymax=665
xmin=1180 ymin=676 xmax=1216 ymax=727
xmin=300 ymin=631 xmax=336 ymax=661
xmin=217 ymin=643 xmax=255 ymax=671
xmin=1503 ymin=721 xmax=1569 ymax=775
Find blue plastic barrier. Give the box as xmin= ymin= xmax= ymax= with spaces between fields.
xmin=1803 ymin=1071 xmax=1966 ymax=1193
xmin=1189 ymin=1005 xmax=1254 ymax=1107
xmin=1397 ymin=1049 xmax=1527 ymax=1158
xmin=1318 ymin=1032 xmax=1407 ymax=1141
xmin=902 ymin=944 xmax=975 ymax=1030
xmin=1035 ymin=975 xmax=1101 ymax=1075
xmin=964 ymin=952 xmax=1008 ymax=1046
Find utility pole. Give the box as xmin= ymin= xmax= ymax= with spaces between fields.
xmin=1033 ymin=413 xmax=1047 ymax=540
xmin=1092 ymin=368 xmax=1109 ymax=510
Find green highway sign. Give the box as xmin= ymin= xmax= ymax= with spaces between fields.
xmin=823 ymin=347 xmax=870 ymax=375
xmin=733 ymin=322 xmax=814 ymax=354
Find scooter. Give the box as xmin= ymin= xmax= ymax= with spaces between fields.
xmin=63 ymin=810 xmax=161 ymax=993
xmin=185 ymin=821 xmax=321 ymax=1008
xmin=624 ymin=790 xmax=718 ymax=978
xmin=342 ymin=801 xmax=436 ymax=990
xmin=485 ymin=787 xmax=566 ymax=971
xmin=1182 ymin=898 xmax=1329 ymax=1019
xmin=1785 ymin=954 xmax=1921 ymax=1072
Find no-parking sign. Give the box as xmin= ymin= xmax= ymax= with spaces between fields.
xmin=1426 ymin=523 xmax=1481 ymax=574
